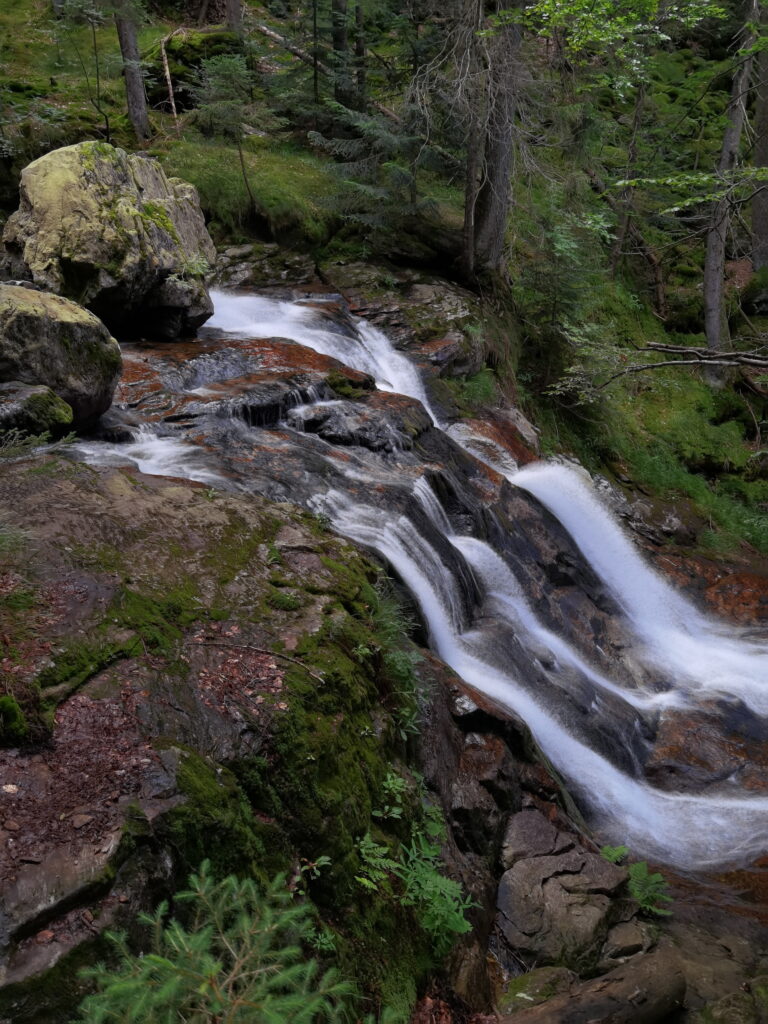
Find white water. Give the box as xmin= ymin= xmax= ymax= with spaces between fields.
xmin=513 ymin=463 xmax=768 ymax=716
xmin=448 ymin=534 xmax=678 ymax=713
xmin=75 ymin=425 xmax=223 ymax=484
xmin=206 ymin=291 xmax=440 ymax=423
xmin=318 ymin=490 xmax=768 ymax=868
xmin=219 ymin=292 xmax=768 ymax=868
xmin=76 ymin=289 xmax=768 ymax=869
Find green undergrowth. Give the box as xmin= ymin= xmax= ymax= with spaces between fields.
xmin=612 ymin=376 xmax=768 ymax=554
xmin=443 ymin=367 xmax=500 ymax=415
xmin=514 ymin=238 xmax=768 ymax=557
xmin=534 ymin=366 xmax=768 ymax=556
xmin=226 ymin=576 xmax=454 ymax=1019
xmin=156 ymin=137 xmax=337 ymax=245
xmin=0 ymin=3 xmax=170 ymax=191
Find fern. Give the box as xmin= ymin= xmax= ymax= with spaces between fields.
xmin=354 ymin=832 xmax=400 ymax=892
xmin=394 ymin=831 xmax=474 ymax=956
xmin=600 ymin=844 xmax=629 ymax=864
xmin=628 ymin=861 xmax=673 ymax=917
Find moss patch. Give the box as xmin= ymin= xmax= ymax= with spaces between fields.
xmin=0 ymin=695 xmax=29 ymax=745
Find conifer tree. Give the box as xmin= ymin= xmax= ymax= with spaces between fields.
xmin=76 ymin=863 xmax=354 ymax=1023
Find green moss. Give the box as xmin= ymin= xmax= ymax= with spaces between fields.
xmin=205 ymin=513 xmax=280 ymax=585
xmin=318 ymin=555 xmax=373 ymax=607
xmin=266 ymin=587 xmax=303 ymax=611
xmin=326 ymin=368 xmax=375 ymax=399
xmin=226 ymin=576 xmax=437 ymax=1020
xmin=139 ymin=199 xmax=180 ymax=243
xmin=0 ymin=587 xmax=35 ymax=610
xmin=37 ymin=636 xmax=134 ymax=693
xmin=0 ymin=695 xmax=29 ymax=745
xmin=443 ymin=367 xmax=499 ymax=415
xmin=156 ymin=138 xmax=337 ymax=244
xmin=68 ymin=541 xmax=126 ymax=575
xmin=10 ymin=390 xmax=74 ymax=435
xmin=161 ymin=748 xmax=267 ymax=878
xmin=113 ymin=583 xmax=200 ymax=655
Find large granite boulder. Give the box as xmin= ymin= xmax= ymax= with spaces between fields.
xmin=1 ymin=142 xmax=216 ymax=339
xmin=0 ymin=284 xmax=121 ymax=426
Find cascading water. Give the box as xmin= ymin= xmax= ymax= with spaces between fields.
xmin=76 ymin=424 xmax=223 ymax=484
xmin=320 ymin=489 xmax=768 ymax=868
xmin=76 ymin=289 xmax=768 ymax=870
xmin=205 ymin=290 xmax=440 ymax=423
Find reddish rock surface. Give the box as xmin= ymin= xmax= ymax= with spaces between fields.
xmin=652 ymin=552 xmax=768 ymax=624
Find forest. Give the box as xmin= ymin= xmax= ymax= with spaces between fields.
xmin=2 ymin=0 xmax=768 ymax=1022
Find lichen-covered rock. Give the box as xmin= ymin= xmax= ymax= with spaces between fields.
xmin=1 ymin=142 xmax=216 ymax=339
xmin=214 ymin=241 xmax=317 ymax=289
xmin=0 ymin=382 xmax=73 ymax=434
xmin=496 ymin=966 xmax=576 ymax=1015
xmin=0 ymin=285 xmax=120 ymax=425
xmin=499 ymin=947 xmax=685 ymax=1023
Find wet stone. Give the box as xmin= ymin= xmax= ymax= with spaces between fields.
xmin=500 ymin=809 xmax=574 ymax=869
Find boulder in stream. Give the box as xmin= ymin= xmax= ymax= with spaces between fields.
xmin=1 ymin=142 xmax=216 ymax=339
xmin=0 ymin=284 xmax=121 ymax=427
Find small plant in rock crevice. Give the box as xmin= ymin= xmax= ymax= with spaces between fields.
xmin=372 ymin=769 xmax=409 ymax=821
xmin=600 ymin=844 xmax=672 ymax=917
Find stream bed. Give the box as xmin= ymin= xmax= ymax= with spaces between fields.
xmin=74 ymin=290 xmax=768 ymax=871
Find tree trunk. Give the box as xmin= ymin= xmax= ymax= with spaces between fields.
xmin=611 ymin=81 xmax=646 ymax=275
xmin=704 ymin=196 xmax=732 ymax=359
xmin=237 ymin=140 xmax=257 ymax=216
xmin=752 ymin=4 xmax=768 ymax=271
xmin=461 ymin=120 xmax=482 ymax=278
xmin=225 ymin=0 xmax=242 ymax=34
xmin=354 ymin=2 xmax=366 ymax=107
xmin=703 ymin=0 xmax=760 ymax=355
xmin=312 ymin=0 xmax=320 ymax=104
xmin=196 ymin=0 xmax=211 ymax=28
xmin=460 ymin=0 xmax=485 ymax=278
xmin=331 ymin=0 xmax=353 ymax=106
xmin=114 ymin=2 xmax=150 ymax=141
xmin=472 ymin=0 xmax=522 ymax=276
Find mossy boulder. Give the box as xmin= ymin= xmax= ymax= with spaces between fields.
xmin=0 ymin=285 xmax=120 ymax=425
xmin=496 ymin=966 xmax=576 ymax=1014
xmin=0 ymin=142 xmax=216 ymax=339
xmin=0 ymin=381 xmax=73 ymax=434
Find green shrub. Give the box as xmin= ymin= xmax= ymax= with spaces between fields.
xmin=76 ymin=862 xmax=355 ymax=1023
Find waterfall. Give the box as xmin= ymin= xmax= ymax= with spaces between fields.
xmin=77 ymin=290 xmax=768 ymax=871
xmin=206 ymin=290 xmax=440 ymax=423
xmin=319 ymin=486 xmax=768 ymax=869
xmin=512 ymin=463 xmax=768 ymax=716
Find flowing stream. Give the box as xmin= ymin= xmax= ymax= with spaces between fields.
xmin=76 ymin=288 xmax=768 ymax=870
